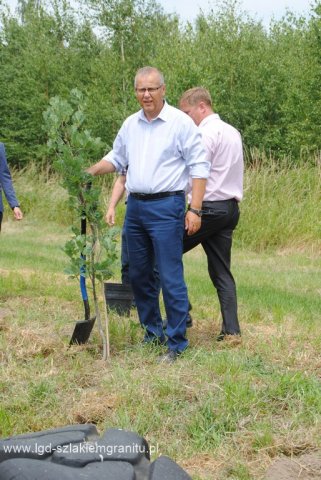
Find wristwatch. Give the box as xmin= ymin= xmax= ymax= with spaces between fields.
xmin=187 ymin=206 xmax=203 ymax=217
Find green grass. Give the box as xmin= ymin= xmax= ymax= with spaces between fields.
xmin=236 ymin=162 xmax=321 ymax=250
xmin=4 ymin=161 xmax=321 ymax=251
xmin=0 ymin=163 xmax=320 ymax=478
xmin=1 ymin=216 xmax=321 ymax=479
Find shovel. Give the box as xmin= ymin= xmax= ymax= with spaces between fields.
xmin=69 ymin=215 xmax=96 ymax=345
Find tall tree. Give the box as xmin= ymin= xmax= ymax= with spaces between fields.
xmin=0 ymin=0 xmax=103 ymax=164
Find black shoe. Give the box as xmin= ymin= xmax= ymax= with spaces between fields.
xmin=162 ymin=313 xmax=193 ymax=330
xmin=216 ymin=332 xmax=226 ymax=342
xmin=157 ymin=349 xmax=180 ymax=364
xmin=216 ymin=332 xmax=241 ymax=344
xmin=186 ymin=313 xmax=193 ymax=328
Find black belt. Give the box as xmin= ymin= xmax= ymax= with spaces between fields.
xmin=130 ymin=190 xmax=184 ymax=200
xmin=202 ymin=199 xmax=237 ymax=208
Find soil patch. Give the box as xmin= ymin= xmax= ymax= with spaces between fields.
xmin=265 ymin=452 xmax=321 ymax=479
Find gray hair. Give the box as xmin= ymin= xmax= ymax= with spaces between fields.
xmin=134 ymin=66 xmax=164 ymax=87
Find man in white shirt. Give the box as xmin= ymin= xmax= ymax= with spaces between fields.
xmin=88 ymin=67 xmax=210 ymax=362
xmin=179 ymin=87 xmax=243 ymax=341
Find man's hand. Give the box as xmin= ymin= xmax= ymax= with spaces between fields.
xmin=105 ymin=207 xmax=116 ymax=226
xmin=185 ymin=210 xmax=201 ymax=236
xmin=13 ymin=207 xmax=23 ymax=221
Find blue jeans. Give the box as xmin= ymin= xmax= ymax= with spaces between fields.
xmin=120 ymin=226 xmax=130 ymax=285
xmin=125 ymin=193 xmax=189 ymax=353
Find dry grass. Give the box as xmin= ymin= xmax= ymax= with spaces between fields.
xmin=1 ymin=220 xmax=321 ymax=479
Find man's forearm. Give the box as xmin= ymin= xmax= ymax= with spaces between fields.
xmin=190 ymin=178 xmax=207 ymax=209
xmin=109 ymin=176 xmax=126 ymax=209
xmin=105 ymin=175 xmax=126 ymax=225
xmin=87 ymin=159 xmax=116 ymax=176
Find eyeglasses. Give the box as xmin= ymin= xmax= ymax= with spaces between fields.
xmin=135 ymin=85 xmax=163 ymax=95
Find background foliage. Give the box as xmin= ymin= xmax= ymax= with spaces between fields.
xmin=1 ymin=3 xmax=320 ymax=477
xmin=0 ymin=0 xmax=320 ymax=166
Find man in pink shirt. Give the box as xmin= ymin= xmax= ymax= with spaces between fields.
xmin=179 ymin=87 xmax=243 ymax=342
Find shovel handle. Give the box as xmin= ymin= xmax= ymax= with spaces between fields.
xmin=81 ymin=216 xmax=86 ymax=236
xmin=83 ymin=298 xmax=90 ymax=320
xmin=80 ymin=210 xmax=90 ymax=320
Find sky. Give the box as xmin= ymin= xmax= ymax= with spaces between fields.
xmin=158 ymin=0 xmax=312 ymax=25
xmin=5 ymin=0 xmax=313 ymax=26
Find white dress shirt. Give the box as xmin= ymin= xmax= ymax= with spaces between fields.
xmin=188 ymin=114 xmax=243 ymax=202
xmin=109 ymin=102 xmax=210 ymax=194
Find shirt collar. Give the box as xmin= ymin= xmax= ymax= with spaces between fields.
xmin=139 ymin=101 xmax=168 ymax=123
xmin=199 ymin=113 xmax=220 ymax=128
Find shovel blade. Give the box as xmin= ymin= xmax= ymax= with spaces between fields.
xmin=69 ymin=317 xmax=96 ymax=345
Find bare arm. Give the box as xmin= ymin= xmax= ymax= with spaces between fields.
xmin=87 ymin=158 xmax=116 ymax=176
xmin=105 ymin=175 xmax=126 ymax=225
xmin=185 ymin=177 xmax=206 ymax=236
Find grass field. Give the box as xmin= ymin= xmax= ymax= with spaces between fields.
xmin=1 ymin=212 xmax=321 ymax=479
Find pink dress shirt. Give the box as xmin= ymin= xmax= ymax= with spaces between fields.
xmin=188 ymin=113 xmax=243 ymax=203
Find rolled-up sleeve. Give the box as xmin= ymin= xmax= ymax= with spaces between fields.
xmin=189 ymin=156 xmax=211 ymax=178
xmin=180 ymin=119 xmax=210 ymax=179
xmin=109 ymin=124 xmax=129 ymax=173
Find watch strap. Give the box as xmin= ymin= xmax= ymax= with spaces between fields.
xmin=187 ymin=206 xmax=203 ymax=217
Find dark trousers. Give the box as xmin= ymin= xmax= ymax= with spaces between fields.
xmin=121 ymin=225 xmax=160 ymax=291
xmin=125 ymin=193 xmax=189 ymax=353
xmin=183 ymin=199 xmax=241 ymax=335
xmin=120 ymin=226 xmax=131 ymax=285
